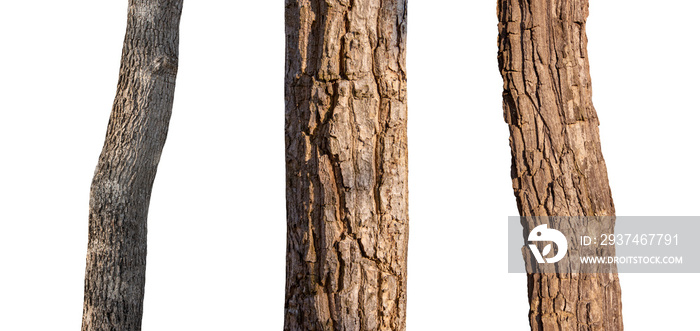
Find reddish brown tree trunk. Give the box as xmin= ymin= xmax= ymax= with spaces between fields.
xmin=284 ymin=0 xmax=408 ymax=330
xmin=498 ymin=0 xmax=623 ymax=330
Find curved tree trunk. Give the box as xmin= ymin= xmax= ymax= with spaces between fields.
xmin=284 ymin=0 xmax=408 ymax=330
xmin=82 ymin=1 xmax=183 ymax=330
xmin=497 ymin=0 xmax=623 ymax=330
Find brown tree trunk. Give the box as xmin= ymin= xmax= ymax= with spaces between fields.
xmin=81 ymin=1 xmax=183 ymax=330
xmin=497 ymin=0 xmax=623 ymax=330
xmin=284 ymin=0 xmax=408 ymax=330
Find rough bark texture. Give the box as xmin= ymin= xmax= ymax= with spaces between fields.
xmin=82 ymin=1 xmax=183 ymax=330
xmin=498 ymin=1 xmax=623 ymax=330
xmin=284 ymin=0 xmax=408 ymax=330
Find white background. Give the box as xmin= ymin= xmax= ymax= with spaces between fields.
xmin=1 ymin=1 xmax=698 ymax=330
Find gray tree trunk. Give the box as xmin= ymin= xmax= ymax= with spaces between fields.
xmin=81 ymin=1 xmax=183 ymax=330
xmin=498 ymin=0 xmax=623 ymax=330
xmin=284 ymin=0 xmax=408 ymax=330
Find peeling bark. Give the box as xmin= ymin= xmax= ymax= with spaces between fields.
xmin=498 ymin=1 xmax=623 ymax=330
xmin=284 ymin=0 xmax=408 ymax=330
xmin=81 ymin=1 xmax=183 ymax=330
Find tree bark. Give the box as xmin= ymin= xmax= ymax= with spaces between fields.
xmin=81 ymin=1 xmax=183 ymax=330
xmin=284 ymin=0 xmax=408 ymax=330
xmin=498 ymin=1 xmax=623 ymax=330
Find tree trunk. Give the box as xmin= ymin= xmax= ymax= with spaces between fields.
xmin=284 ymin=0 xmax=408 ymax=330
xmin=81 ymin=1 xmax=183 ymax=330
xmin=498 ymin=1 xmax=623 ymax=330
